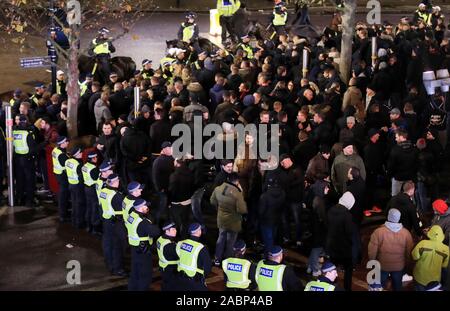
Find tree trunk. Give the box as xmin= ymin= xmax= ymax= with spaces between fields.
xmin=339 ymin=0 xmax=356 ymax=84
xmin=66 ymin=24 xmax=80 ymax=139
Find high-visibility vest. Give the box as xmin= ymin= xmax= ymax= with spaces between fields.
xmin=255 ymin=260 xmax=286 ymax=291
xmin=65 ymin=158 xmax=81 ymax=185
xmin=98 ymin=188 xmax=123 ymax=220
xmin=122 ymin=196 xmax=135 ymax=222
xmin=95 ymin=178 xmax=104 ymax=197
xmin=125 ymin=210 xmax=153 ymax=247
xmin=56 ymin=80 xmax=64 ymax=95
xmin=9 ymin=98 xmax=15 ymax=106
xmin=273 ymin=10 xmax=287 ymax=26
xmin=12 ymin=129 xmax=30 ymax=155
xmin=222 ymin=257 xmax=252 ymax=289
xmin=81 ymin=162 xmax=97 ymax=186
xmin=142 ymin=70 xmax=152 ymax=80
xmin=416 ymin=10 xmax=431 ymax=25
xmin=30 ymin=94 xmax=39 ymax=106
xmin=176 ymin=239 xmax=205 ymax=277
xmin=157 ymin=236 xmax=179 ymax=269
xmin=160 ymin=56 xmax=176 ymax=68
xmin=92 ymin=39 xmax=110 ymax=55
xmin=237 ymin=43 xmax=254 ymax=59
xmin=52 ymin=147 xmax=65 ymax=175
xmin=182 ymin=23 xmax=196 ymax=42
xmin=304 ymin=280 xmax=336 ymax=291
xmin=217 ymin=0 xmax=240 ymax=17
xmin=79 ymin=80 xmax=88 ymax=97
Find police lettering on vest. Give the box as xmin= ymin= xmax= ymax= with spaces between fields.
xmin=81 ymin=162 xmax=96 ymax=187
xmin=13 ymin=130 xmax=30 ymax=155
xmin=125 ymin=211 xmax=152 ymax=247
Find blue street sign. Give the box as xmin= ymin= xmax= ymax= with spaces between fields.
xmin=20 ymin=56 xmax=52 ymax=69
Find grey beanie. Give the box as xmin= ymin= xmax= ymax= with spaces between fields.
xmin=339 ymin=191 xmax=355 ymax=210
xmin=387 ymin=208 xmax=401 ymax=223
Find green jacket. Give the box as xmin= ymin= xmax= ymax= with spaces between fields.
xmin=331 ymin=152 xmax=366 ymax=194
xmin=210 ymin=181 xmax=247 ymax=232
xmin=412 ymin=225 xmax=449 ymax=286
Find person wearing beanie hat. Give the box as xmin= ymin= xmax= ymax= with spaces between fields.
xmin=222 ymin=239 xmax=257 ymax=290
xmin=65 ymin=145 xmax=86 ymax=229
xmin=126 ymin=198 xmax=161 ymax=291
xmin=326 ymin=190 xmax=355 ymax=291
xmin=210 ymin=169 xmax=247 ymax=266
xmin=156 ymin=221 xmax=179 ymax=291
xmin=331 ymin=137 xmax=366 ymax=195
xmin=431 ymin=199 xmax=450 ymax=245
xmin=255 ymin=245 xmax=302 ymax=291
xmin=412 ymin=225 xmax=449 ymax=291
xmin=82 ymin=150 xmax=101 ymax=235
xmin=98 ymin=170 xmax=128 ymax=277
xmin=368 ymin=208 xmax=414 ymax=291
xmin=175 ymin=222 xmax=212 ymax=290
xmin=305 ymin=261 xmax=341 ymax=291
xmin=12 ymin=111 xmax=38 ymax=208
xmin=52 ymin=135 xmax=70 ymax=222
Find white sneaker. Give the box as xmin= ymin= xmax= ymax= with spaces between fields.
xmin=402 ymin=273 xmax=413 ymax=282
xmin=312 ymin=270 xmax=322 ymax=277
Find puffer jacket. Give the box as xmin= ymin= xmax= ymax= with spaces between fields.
xmin=368 ymin=224 xmax=414 ymax=272
xmin=412 ymin=225 xmax=449 ymax=286
xmin=210 ymin=181 xmax=248 ymax=232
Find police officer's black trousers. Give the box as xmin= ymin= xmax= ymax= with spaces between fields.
xmin=178 ymin=274 xmax=208 ymax=291
xmin=161 ymin=269 xmax=179 ymax=291
xmin=69 ymin=183 xmax=86 ymax=228
xmin=169 ymin=203 xmax=191 ymax=239
xmin=97 ymin=55 xmax=111 ymax=83
xmin=128 ymin=247 xmax=153 ymax=291
xmin=84 ymin=186 xmax=101 ymax=231
xmin=14 ymin=155 xmax=35 ymax=206
xmin=102 ymin=219 xmax=125 ymax=273
xmin=55 ymin=173 xmax=70 ymax=220
xmin=220 ymin=15 xmax=237 ymax=43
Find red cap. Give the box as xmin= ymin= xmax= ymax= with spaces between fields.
xmin=432 ymin=199 xmax=448 ymax=215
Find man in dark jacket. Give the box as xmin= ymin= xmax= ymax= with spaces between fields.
xmin=387 ymin=180 xmax=422 ymax=236
xmin=168 ymin=159 xmax=195 ymax=238
xmin=120 ymin=126 xmax=152 ymax=186
xmin=152 ymin=142 xmax=175 ymax=223
xmin=150 ymin=109 xmax=171 ymax=153
xmin=259 ymin=178 xmax=286 ymax=256
xmin=363 ymin=128 xmax=385 ymax=211
xmin=311 ymin=112 xmax=334 ymax=146
xmin=326 ymin=191 xmax=355 ymax=291
xmin=387 ymin=129 xmax=419 ymax=196
xmin=292 ymin=130 xmax=317 ymax=171
xmin=305 ymin=144 xmax=331 ymax=183
xmin=346 ymin=167 xmax=366 ymax=265
xmin=96 ymin=122 xmax=120 ymax=165
xmin=109 ymin=82 xmax=131 ymax=119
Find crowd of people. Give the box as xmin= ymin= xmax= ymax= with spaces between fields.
xmin=1 ymin=1 xmax=450 ymax=291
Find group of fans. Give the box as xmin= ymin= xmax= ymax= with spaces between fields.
xmin=1 ymin=0 xmax=450 ymax=291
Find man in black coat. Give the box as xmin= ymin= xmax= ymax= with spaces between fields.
xmin=387 ymin=129 xmax=418 ymax=196
xmin=258 ymin=178 xmax=286 ymax=256
xmin=326 ymin=191 xmax=355 ymax=291
xmin=292 ymin=130 xmax=317 ymax=171
xmin=311 ymin=112 xmax=334 ymax=146
xmin=150 ymin=109 xmax=171 ymax=154
xmin=96 ymin=122 xmax=120 ymax=165
xmin=168 ymin=159 xmax=195 ymax=238
xmin=386 ymin=180 xmax=422 ymax=236
xmin=120 ymin=127 xmax=152 ymax=186
xmin=152 ymin=142 xmax=175 ymax=224
xmin=109 ymin=82 xmax=131 ymax=119
xmin=363 ymin=129 xmax=385 ymax=210
xmin=346 ymin=167 xmax=366 ymax=266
